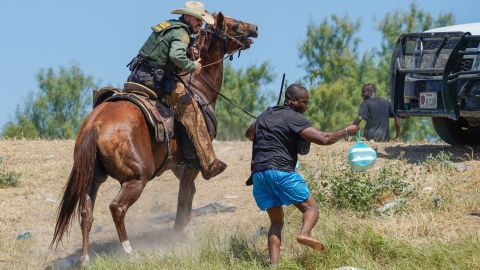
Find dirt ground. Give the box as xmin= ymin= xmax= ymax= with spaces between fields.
xmin=0 ymin=140 xmax=263 ymax=269
xmin=1 ymin=139 xmax=480 ymax=269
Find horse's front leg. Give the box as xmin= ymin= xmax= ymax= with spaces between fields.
xmin=174 ymin=165 xmax=199 ymax=230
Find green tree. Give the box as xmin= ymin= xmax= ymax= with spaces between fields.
xmin=299 ymin=15 xmax=372 ymax=131
xmin=215 ymin=62 xmax=274 ymax=140
xmin=300 ymin=15 xmax=361 ymax=85
xmin=2 ymin=63 xmax=96 ymax=139
xmin=376 ymin=3 xmax=454 ymax=141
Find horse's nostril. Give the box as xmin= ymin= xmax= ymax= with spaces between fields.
xmin=249 ymin=24 xmax=259 ymax=37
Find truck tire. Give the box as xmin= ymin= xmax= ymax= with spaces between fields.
xmin=432 ymin=117 xmax=480 ymax=145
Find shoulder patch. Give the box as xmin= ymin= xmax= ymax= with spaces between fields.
xmin=181 ymin=33 xmax=190 ymax=44
xmin=151 ymin=21 xmax=171 ymax=33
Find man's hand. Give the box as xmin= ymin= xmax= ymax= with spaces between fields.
xmin=194 ymin=58 xmax=202 ymax=75
xmin=346 ymin=124 xmax=359 ymax=136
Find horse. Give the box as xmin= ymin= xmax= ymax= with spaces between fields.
xmin=50 ymin=12 xmax=258 ymax=265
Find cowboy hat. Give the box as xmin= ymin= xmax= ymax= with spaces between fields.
xmin=171 ymin=1 xmax=214 ymax=25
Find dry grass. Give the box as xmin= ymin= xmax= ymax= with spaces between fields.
xmin=0 ymin=139 xmax=480 ymax=269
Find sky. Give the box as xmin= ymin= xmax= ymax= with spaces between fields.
xmin=0 ymin=0 xmax=478 ymax=129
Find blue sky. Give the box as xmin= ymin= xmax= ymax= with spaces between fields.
xmin=0 ymin=0 xmax=477 ymax=129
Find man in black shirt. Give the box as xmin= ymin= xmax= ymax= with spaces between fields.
xmin=353 ymin=83 xmax=400 ymax=141
xmin=245 ymin=84 xmax=358 ymax=264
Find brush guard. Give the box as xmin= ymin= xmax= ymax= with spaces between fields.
xmin=390 ymin=31 xmax=480 ymax=120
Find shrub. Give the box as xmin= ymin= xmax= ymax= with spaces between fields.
xmin=0 ymin=170 xmax=20 ymax=187
xmin=0 ymin=158 xmax=21 ymax=188
xmin=307 ymin=162 xmax=409 ymax=212
xmin=423 ymin=151 xmax=454 ymax=173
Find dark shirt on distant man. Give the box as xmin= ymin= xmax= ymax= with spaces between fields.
xmin=358 ymin=97 xmax=395 ymax=141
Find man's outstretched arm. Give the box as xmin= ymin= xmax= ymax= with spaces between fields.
xmin=299 ymin=125 xmax=358 ymax=145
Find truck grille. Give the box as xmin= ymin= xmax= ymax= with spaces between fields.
xmin=461 ymin=59 xmax=473 ymax=71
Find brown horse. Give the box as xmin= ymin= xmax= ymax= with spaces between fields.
xmin=51 ymin=12 xmax=258 ymax=265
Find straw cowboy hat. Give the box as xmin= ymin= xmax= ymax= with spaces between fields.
xmin=171 ymin=1 xmax=214 ymax=25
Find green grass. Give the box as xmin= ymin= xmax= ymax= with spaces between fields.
xmin=304 ymin=160 xmax=410 ymax=213
xmin=85 ymin=223 xmax=480 ymax=270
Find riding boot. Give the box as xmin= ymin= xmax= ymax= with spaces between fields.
xmin=167 ymin=82 xmax=227 ymax=180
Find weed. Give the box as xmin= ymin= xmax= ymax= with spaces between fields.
xmin=423 ymin=151 xmax=454 ymax=173
xmin=0 ymin=168 xmax=20 ymax=188
xmin=227 ymin=231 xmax=265 ymax=264
xmin=306 ymin=162 xmax=409 ymax=213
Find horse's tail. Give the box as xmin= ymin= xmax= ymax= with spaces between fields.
xmin=50 ymin=128 xmax=98 ymax=248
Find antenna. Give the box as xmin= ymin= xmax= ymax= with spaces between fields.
xmin=276 ymin=73 xmax=286 ymax=105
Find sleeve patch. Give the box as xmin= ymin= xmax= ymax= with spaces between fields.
xmin=181 ymin=33 xmax=190 ymax=44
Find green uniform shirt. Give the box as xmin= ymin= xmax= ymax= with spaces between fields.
xmin=138 ymin=19 xmax=196 ymax=73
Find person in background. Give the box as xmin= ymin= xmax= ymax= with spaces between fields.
xmin=352 ymin=83 xmax=401 ymax=141
xmin=245 ymin=84 xmax=358 ymax=264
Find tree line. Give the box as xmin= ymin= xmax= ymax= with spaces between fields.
xmin=2 ymin=3 xmax=454 ymax=141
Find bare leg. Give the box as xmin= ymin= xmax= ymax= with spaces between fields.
xmin=109 ymin=179 xmax=146 ymax=254
xmin=174 ymin=166 xmax=199 ymax=231
xmin=266 ymin=206 xmax=284 ymax=265
xmin=294 ymin=195 xmax=325 ymax=251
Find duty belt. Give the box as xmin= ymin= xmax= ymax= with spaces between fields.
xmin=127 ymin=56 xmax=155 ymax=74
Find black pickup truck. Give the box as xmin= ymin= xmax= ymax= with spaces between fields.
xmin=390 ymin=23 xmax=480 ymax=145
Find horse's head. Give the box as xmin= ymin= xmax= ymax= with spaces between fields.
xmin=214 ymin=12 xmax=258 ymax=51
xmin=186 ymin=13 xmax=258 ymax=104
xmin=195 ymin=12 xmax=258 ymax=60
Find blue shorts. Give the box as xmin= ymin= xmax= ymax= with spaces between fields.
xmin=252 ymin=169 xmax=310 ymax=210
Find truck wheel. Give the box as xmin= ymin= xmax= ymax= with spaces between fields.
xmin=432 ymin=117 xmax=480 ymax=145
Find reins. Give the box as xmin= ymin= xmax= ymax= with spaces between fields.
xmin=198 ymin=73 xmax=257 ymax=119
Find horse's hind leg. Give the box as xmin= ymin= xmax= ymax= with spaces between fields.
xmin=174 ymin=166 xmax=199 ymax=230
xmin=80 ymin=172 xmax=107 ymax=265
xmin=109 ymin=179 xmax=147 ymax=254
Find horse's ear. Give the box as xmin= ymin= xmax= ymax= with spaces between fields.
xmin=215 ymin=12 xmax=225 ymax=30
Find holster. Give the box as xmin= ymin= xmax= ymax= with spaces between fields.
xmin=127 ymin=56 xmax=152 ymax=72
xmin=127 ymin=56 xmax=176 ymax=95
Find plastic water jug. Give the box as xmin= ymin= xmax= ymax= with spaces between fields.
xmin=347 ymin=130 xmax=377 ymax=171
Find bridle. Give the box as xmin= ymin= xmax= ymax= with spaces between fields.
xmin=182 ymin=20 xmax=257 ymax=119
xmin=197 ymin=22 xmax=250 ymax=68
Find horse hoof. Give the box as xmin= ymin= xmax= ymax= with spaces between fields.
xmin=122 ymin=240 xmax=134 ymax=254
xmin=80 ymin=255 xmax=90 ymax=266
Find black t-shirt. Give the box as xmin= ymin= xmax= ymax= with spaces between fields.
xmin=251 ymin=106 xmax=312 ymax=172
xmin=358 ymin=97 xmax=395 ymax=141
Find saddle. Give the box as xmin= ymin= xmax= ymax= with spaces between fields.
xmin=92 ymin=82 xmax=218 ymax=164
xmin=93 ymin=82 xmax=174 ymax=143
